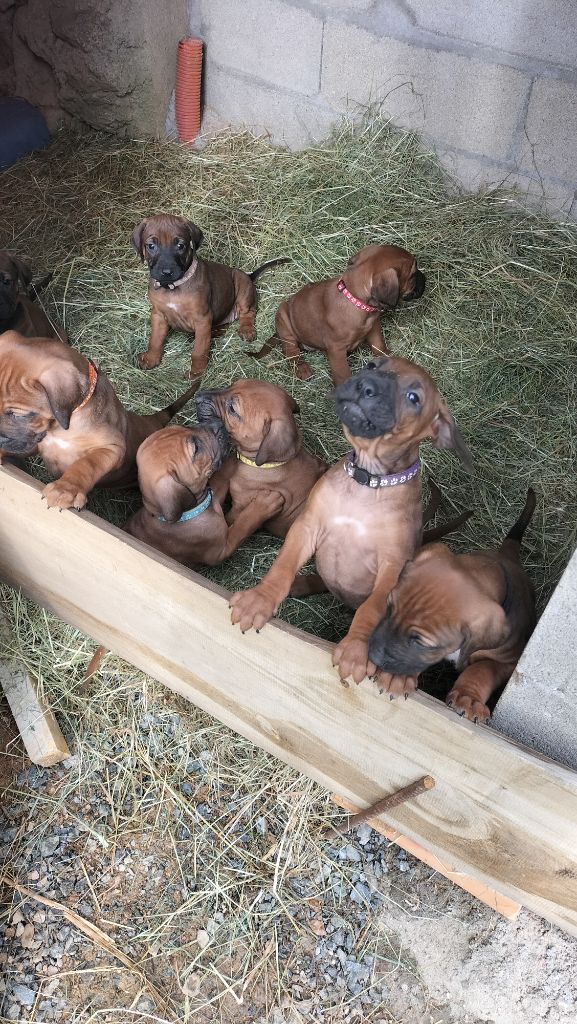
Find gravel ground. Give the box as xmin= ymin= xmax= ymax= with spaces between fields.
xmin=1 ymin=670 xmax=576 ymax=1024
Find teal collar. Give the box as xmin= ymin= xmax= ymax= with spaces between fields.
xmin=157 ymin=488 xmax=212 ymax=524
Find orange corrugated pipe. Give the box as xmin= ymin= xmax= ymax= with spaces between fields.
xmin=175 ymin=37 xmax=203 ymax=145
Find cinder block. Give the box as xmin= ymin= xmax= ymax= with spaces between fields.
xmin=437 ymin=150 xmax=576 ymax=218
xmin=492 ymin=548 xmax=577 ymax=771
xmin=411 ymin=0 xmax=577 ymax=69
xmin=321 ymin=22 xmax=530 ymax=162
xmin=521 ymin=78 xmax=577 ymax=183
xmin=204 ymin=65 xmax=338 ymax=149
xmin=201 ymin=0 xmax=323 ymax=96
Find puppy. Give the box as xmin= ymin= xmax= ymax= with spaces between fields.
xmin=195 ymin=378 xmax=327 ymax=544
xmin=132 ymin=214 xmax=286 ymax=379
xmin=367 ymin=490 xmax=537 ymax=721
xmin=0 ymin=332 xmax=198 ymax=509
xmin=0 ymin=251 xmax=65 ymax=341
xmin=253 ymin=244 xmax=425 ymax=385
xmin=229 ymin=357 xmax=472 ymax=685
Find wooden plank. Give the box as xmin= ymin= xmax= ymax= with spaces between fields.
xmin=331 ymin=793 xmax=521 ymax=920
xmin=1 ymin=464 xmax=577 ymax=935
xmin=0 ymin=614 xmax=70 ymax=767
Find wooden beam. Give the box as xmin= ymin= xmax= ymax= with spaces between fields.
xmin=331 ymin=793 xmax=521 ymax=920
xmin=1 ymin=465 xmax=577 ymax=935
xmin=0 ymin=614 xmax=70 ymax=767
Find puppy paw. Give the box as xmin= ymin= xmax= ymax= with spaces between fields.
xmin=229 ymin=587 xmax=278 ymax=633
xmin=374 ymin=671 xmax=418 ymax=699
xmin=332 ymin=637 xmax=373 ymax=686
xmin=187 ymin=365 xmax=207 ymax=381
xmin=446 ymin=688 xmax=490 ymax=724
xmin=296 ymin=361 xmax=313 ymax=381
xmin=42 ymin=480 xmax=87 ymax=511
xmin=137 ymin=351 xmax=161 ymax=370
xmin=239 ymin=328 xmax=257 ymax=344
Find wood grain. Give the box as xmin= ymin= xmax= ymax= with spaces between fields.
xmin=330 ymin=793 xmax=521 ymax=920
xmin=1 ymin=465 xmax=577 ymax=935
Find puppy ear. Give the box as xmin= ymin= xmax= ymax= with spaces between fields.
xmin=460 ymin=601 xmax=508 ymax=662
xmin=431 ymin=403 xmax=474 ymax=474
xmin=146 ymin=473 xmax=192 ymax=523
xmin=255 ymin=416 xmax=301 ymax=466
xmin=10 ymin=256 xmax=32 ymax=290
xmin=370 ymin=267 xmax=400 ymax=308
xmin=287 ymin=395 xmax=300 ymax=414
xmin=184 ymin=221 xmax=203 ymax=250
xmin=131 ymin=220 xmax=148 ymax=261
xmin=38 ymin=363 xmax=86 ymax=430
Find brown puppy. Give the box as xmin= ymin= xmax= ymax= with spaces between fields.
xmin=0 ymin=332 xmax=197 ymax=509
xmin=367 ymin=490 xmax=537 ymax=721
xmin=132 ymin=214 xmax=286 ymax=379
xmin=253 ymin=244 xmax=425 ymax=385
xmin=0 ymin=252 xmax=65 ymax=341
xmin=195 ymin=378 xmax=327 ymax=544
xmin=229 ymin=357 xmax=472 ymax=685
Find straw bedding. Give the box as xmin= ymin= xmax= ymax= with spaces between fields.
xmin=1 ymin=116 xmax=576 ymax=1019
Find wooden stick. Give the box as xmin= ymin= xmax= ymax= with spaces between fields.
xmin=322 ymin=775 xmax=435 ymax=838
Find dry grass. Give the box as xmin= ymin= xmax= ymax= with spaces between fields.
xmin=1 ymin=115 xmax=577 ymax=1020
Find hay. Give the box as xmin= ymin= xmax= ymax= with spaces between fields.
xmin=1 ymin=116 xmax=577 ymax=1016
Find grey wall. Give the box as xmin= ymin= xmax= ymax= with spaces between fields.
xmin=188 ymin=0 xmax=577 ymax=218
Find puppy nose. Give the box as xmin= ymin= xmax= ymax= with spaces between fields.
xmin=358 ymin=380 xmax=376 ymax=399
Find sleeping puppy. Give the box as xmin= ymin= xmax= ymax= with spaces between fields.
xmin=195 ymin=378 xmax=327 ymax=543
xmin=368 ymin=489 xmax=537 ymax=721
xmin=132 ymin=214 xmax=286 ymax=379
xmin=252 ymin=244 xmax=425 ymax=385
xmin=0 ymin=251 xmax=65 ymax=341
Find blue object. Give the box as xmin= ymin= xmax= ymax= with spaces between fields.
xmin=157 ymin=489 xmax=213 ymax=523
xmin=0 ymin=97 xmax=50 ymax=169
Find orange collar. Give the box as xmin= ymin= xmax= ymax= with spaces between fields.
xmin=75 ymin=359 xmax=98 ymax=414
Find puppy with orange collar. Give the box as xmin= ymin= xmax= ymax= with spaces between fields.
xmin=132 ymin=214 xmax=286 ymax=379
xmin=195 ymin=378 xmax=327 ymax=543
xmin=252 ymin=244 xmax=425 ymax=385
xmin=0 ymin=332 xmax=197 ymax=509
xmin=367 ymin=490 xmax=537 ymax=721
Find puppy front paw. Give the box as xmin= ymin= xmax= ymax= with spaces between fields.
xmin=42 ymin=480 xmax=87 ymax=511
xmin=332 ymin=636 xmax=373 ymax=686
xmin=137 ymin=351 xmax=161 ymax=370
xmin=229 ymin=587 xmax=278 ymax=633
xmin=446 ymin=687 xmax=490 ymax=724
xmin=374 ymin=670 xmax=418 ymax=699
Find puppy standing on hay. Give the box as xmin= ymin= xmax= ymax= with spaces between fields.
xmin=132 ymin=214 xmax=287 ymax=380
xmin=367 ymin=489 xmax=537 ymax=721
xmin=0 ymin=252 xmax=66 ymax=342
xmin=0 ymin=332 xmax=198 ymax=509
xmin=229 ymin=357 xmax=472 ymax=685
xmin=195 ymin=378 xmax=327 ymax=544
xmin=252 ymin=244 xmax=425 ymax=385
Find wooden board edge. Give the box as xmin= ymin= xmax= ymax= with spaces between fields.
xmin=331 ymin=794 xmax=522 ymax=920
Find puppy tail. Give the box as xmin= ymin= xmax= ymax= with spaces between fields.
xmin=504 ymin=487 xmax=536 ymax=546
xmin=249 ymin=257 xmax=289 ymax=282
xmin=158 ymin=379 xmax=203 ymax=424
xmin=29 ymin=272 xmax=53 ymax=299
xmin=422 ymin=509 xmax=472 ymax=544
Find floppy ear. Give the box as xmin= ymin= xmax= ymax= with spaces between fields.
xmin=131 ymin=220 xmax=148 ymax=260
xmin=38 ymin=363 xmax=86 ymax=430
xmin=431 ymin=403 xmax=474 ymax=474
xmin=370 ymin=267 xmax=400 ymax=308
xmin=255 ymin=416 xmax=301 ymax=466
xmin=10 ymin=256 xmax=32 ymax=290
xmin=184 ymin=221 xmax=203 ymax=250
xmin=287 ymin=395 xmax=300 ymax=414
xmin=460 ymin=601 xmax=509 ymax=662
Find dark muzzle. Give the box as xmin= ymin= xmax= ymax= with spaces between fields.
xmin=334 ymin=367 xmax=397 ymax=439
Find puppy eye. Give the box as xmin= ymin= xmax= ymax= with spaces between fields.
xmin=406 ymin=391 xmax=420 ymax=406
xmin=226 ymin=399 xmax=239 ymax=417
xmin=175 ymin=240 xmax=187 ymax=252
xmin=146 ymin=241 xmax=157 ymax=253
xmin=409 ymin=634 xmax=426 ymax=646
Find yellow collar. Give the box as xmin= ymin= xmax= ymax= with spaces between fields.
xmin=237 ymin=451 xmax=288 ymax=469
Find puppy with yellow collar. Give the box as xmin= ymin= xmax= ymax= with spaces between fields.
xmin=195 ymin=378 xmax=327 ymax=541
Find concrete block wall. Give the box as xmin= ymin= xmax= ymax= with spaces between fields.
xmin=187 ymin=0 xmax=577 ymax=218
